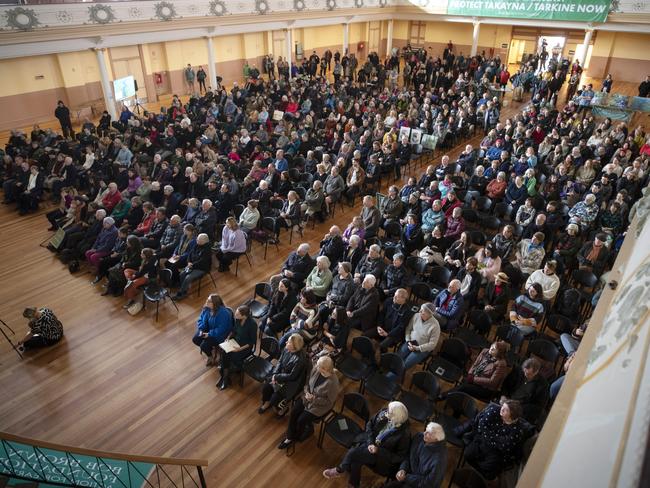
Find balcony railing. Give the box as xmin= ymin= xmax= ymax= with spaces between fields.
xmin=0 ymin=431 xmax=208 ymax=488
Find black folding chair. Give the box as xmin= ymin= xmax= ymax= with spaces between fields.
xmin=242 ymin=336 xmax=280 ymax=386
xmin=399 ymin=371 xmax=440 ymax=424
xmin=427 ymin=338 xmax=469 ymax=385
xmin=361 ymin=352 xmax=405 ymax=400
xmin=318 ymin=393 xmax=370 ymax=448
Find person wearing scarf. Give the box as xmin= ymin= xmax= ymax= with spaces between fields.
xmin=323 ymin=402 xmax=411 ymax=487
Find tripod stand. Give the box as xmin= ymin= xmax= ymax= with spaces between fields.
xmin=132 ymin=93 xmax=145 ymax=115
xmin=0 ymin=318 xmax=24 ymax=359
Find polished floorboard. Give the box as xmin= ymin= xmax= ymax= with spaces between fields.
xmin=0 ymin=73 xmax=639 ymax=487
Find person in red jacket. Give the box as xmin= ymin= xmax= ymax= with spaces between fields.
xmin=134 ymin=202 xmax=155 ymax=236
xmin=101 ymin=182 xmax=122 ymax=213
xmin=499 ymin=69 xmax=510 ymax=89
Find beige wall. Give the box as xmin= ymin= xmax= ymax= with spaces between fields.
xmin=2 ymin=22 xmax=649 ymax=131
xmin=589 ymin=31 xmax=650 ymax=82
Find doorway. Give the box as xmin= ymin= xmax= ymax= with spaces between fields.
xmin=539 ymin=35 xmax=565 ymax=69
xmin=507 ymin=38 xmax=537 ymax=66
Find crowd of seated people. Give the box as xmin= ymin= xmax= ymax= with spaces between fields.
xmin=2 ymin=41 xmax=649 ymax=486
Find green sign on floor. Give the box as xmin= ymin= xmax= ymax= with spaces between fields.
xmin=446 ymin=0 xmax=611 ymax=22
xmin=0 ymin=441 xmax=153 ymax=488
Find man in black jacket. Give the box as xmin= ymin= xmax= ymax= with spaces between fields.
xmin=386 ymin=423 xmax=448 ymax=488
xmin=319 ymin=225 xmax=345 ymax=269
xmin=54 ymin=100 xmax=74 ymax=139
xmin=364 ymin=288 xmax=413 ymax=352
xmin=175 ymin=233 xmax=212 ymax=299
xmin=346 ymin=274 xmax=380 ymax=332
xmin=507 ymin=358 xmax=549 ymax=424
xmin=270 ymin=243 xmax=314 ymax=291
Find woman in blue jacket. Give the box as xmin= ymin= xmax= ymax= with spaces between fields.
xmin=192 ymin=294 xmax=233 ymax=366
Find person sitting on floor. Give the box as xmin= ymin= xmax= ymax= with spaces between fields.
xmin=17 ymin=307 xmax=64 ymax=351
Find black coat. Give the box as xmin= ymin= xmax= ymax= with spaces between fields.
xmin=187 ymin=242 xmax=212 ymax=272
xmin=355 ymin=408 xmax=411 ymax=472
xmin=271 ymin=349 xmax=309 ymax=400
xmin=281 ymin=252 xmax=314 ymax=286
xmin=342 ymin=245 xmax=364 ymax=274
xmin=378 ymin=299 xmax=413 ymax=338
xmin=319 ymin=235 xmax=345 ymax=268
xmin=346 ymin=286 xmax=380 ymax=330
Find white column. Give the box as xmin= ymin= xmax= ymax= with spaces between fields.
xmin=286 ymin=28 xmax=293 ymax=79
xmin=580 ymin=28 xmax=593 ymax=72
xmin=386 ymin=19 xmax=394 ymax=59
xmin=471 ymin=21 xmax=480 ymax=57
xmin=343 ymin=23 xmax=350 ymax=55
xmin=95 ymin=48 xmax=117 ymax=120
xmin=206 ymin=36 xmax=217 ymax=89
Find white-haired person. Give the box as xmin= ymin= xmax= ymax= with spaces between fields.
xmin=305 ymin=255 xmax=333 ymax=301
xmin=323 ymin=401 xmax=411 ymax=487
xmin=269 ymin=243 xmax=314 ymax=291
xmin=174 ymin=233 xmax=212 ymax=300
xmin=385 ymin=423 xmax=448 ymax=488
xmin=277 ymin=355 xmax=341 ymax=450
xmin=346 ymin=274 xmax=380 ymax=332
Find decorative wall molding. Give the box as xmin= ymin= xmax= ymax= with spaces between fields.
xmin=0 ymin=0 xmax=648 ymax=61
xmin=1 ymin=0 xmax=648 ymax=33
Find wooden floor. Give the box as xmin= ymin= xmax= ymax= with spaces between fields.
xmin=0 ymin=74 xmax=642 ymax=488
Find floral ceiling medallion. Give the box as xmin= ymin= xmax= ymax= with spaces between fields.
xmin=294 ymin=0 xmax=307 ymax=10
xmin=55 ymin=10 xmax=73 ymax=24
xmin=88 ymin=4 xmax=116 ymax=25
xmin=256 ymin=0 xmax=271 ymax=15
xmin=5 ymin=7 xmax=41 ymax=31
xmin=326 ymin=0 xmax=337 ymax=11
xmin=355 ymin=0 xmax=364 ymax=8
xmin=209 ymin=0 xmax=228 ymax=16
xmin=379 ymin=0 xmax=388 ymax=7
xmin=154 ymin=1 xmax=177 ymax=21
xmin=128 ymin=7 xmax=143 ymax=19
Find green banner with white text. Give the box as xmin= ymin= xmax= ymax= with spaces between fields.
xmin=446 ymin=0 xmax=611 ymax=22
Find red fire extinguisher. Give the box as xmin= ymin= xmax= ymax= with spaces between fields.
xmin=154 ymin=73 xmax=163 ymax=85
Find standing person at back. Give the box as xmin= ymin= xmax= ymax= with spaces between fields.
xmin=54 ymin=100 xmax=74 ymax=140
xmin=184 ymin=64 xmax=196 ymax=94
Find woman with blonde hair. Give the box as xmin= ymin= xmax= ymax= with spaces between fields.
xmin=324 ymin=401 xmax=411 ymax=486
xmin=277 ymin=355 xmax=341 ymax=449
xmin=259 ymin=333 xmax=309 ymax=416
